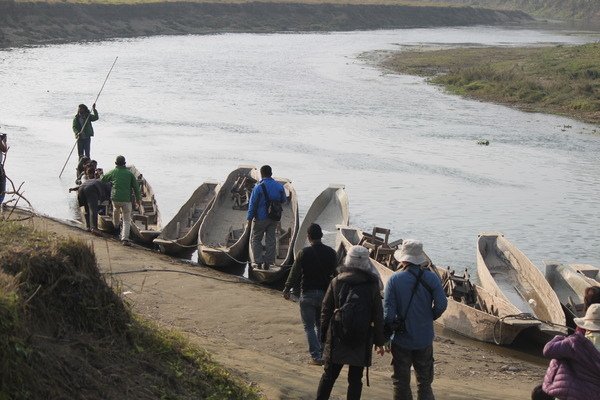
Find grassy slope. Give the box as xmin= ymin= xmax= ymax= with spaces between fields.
xmin=0 ymin=222 xmax=260 ymax=400
xmin=416 ymin=0 xmax=600 ymax=20
xmin=382 ymin=43 xmax=600 ymax=124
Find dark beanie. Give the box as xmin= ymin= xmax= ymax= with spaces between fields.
xmin=307 ymin=223 xmax=323 ymax=240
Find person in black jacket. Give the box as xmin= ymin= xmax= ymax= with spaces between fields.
xmin=316 ymin=245 xmax=385 ymax=400
xmin=283 ymin=223 xmax=337 ymax=365
xmin=69 ymin=174 xmax=111 ymax=234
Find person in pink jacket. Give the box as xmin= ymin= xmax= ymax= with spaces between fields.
xmin=532 ymin=303 xmax=600 ymax=400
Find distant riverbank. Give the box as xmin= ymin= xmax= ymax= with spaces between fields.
xmin=0 ymin=1 xmax=533 ymax=48
xmin=379 ymin=43 xmax=600 ymax=125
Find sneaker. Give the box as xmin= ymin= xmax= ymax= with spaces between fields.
xmin=90 ymin=228 xmax=102 ymax=237
xmin=121 ymin=239 xmax=132 ymax=247
xmin=309 ymin=358 xmax=324 ymax=366
xmin=250 ymin=262 xmax=260 ymax=269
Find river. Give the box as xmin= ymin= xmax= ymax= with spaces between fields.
xmin=1 ymin=26 xmax=599 ymax=275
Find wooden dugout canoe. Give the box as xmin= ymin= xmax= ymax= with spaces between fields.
xmin=433 ymin=266 xmax=540 ymax=345
xmin=545 ymin=261 xmax=600 ymax=322
xmin=293 ymin=184 xmax=349 ymax=262
xmin=340 ymin=226 xmax=539 ymax=344
xmin=197 ymin=165 xmax=259 ymax=268
xmin=340 ymin=227 xmax=540 ymax=345
xmin=128 ymin=165 xmax=162 ymax=244
xmin=249 ymin=178 xmax=299 ymax=284
xmin=153 ymin=182 xmax=221 ymax=256
xmin=477 ymin=232 xmax=566 ymax=335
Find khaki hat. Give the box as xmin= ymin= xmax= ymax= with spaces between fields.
xmin=394 ymin=239 xmax=427 ymax=266
xmin=574 ymin=303 xmax=600 ymax=331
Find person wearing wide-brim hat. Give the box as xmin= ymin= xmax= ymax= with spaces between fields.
xmin=316 ymin=245 xmax=386 ymax=400
xmin=383 ymin=239 xmax=447 ymax=400
xmin=532 ymin=304 xmax=600 ymax=400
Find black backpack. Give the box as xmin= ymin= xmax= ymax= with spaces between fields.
xmin=260 ymin=183 xmax=283 ymax=221
xmin=332 ymin=281 xmax=373 ymax=347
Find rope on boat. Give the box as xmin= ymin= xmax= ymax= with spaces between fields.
xmin=155 ymin=238 xmax=199 ymax=249
xmin=199 ymin=246 xmax=294 ymax=268
xmin=492 ymin=313 xmax=575 ymax=345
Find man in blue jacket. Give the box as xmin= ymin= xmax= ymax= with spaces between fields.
xmin=384 ymin=240 xmax=447 ymax=400
xmin=247 ymin=165 xmax=286 ymax=270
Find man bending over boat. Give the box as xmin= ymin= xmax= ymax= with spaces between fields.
xmin=247 ymin=165 xmax=286 ymax=270
xmin=101 ymin=155 xmax=141 ymax=246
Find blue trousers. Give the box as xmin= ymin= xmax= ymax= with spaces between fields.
xmin=299 ymin=289 xmax=325 ymax=360
xmin=77 ymin=137 xmax=91 ymax=159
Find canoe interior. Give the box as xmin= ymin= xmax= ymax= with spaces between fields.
xmin=198 ymin=166 xmax=259 ymax=263
xmin=570 ymin=263 xmax=600 ymax=284
xmin=546 ymin=262 xmax=600 ymax=318
xmin=157 ymin=182 xmax=219 ymax=245
xmin=477 ymin=233 xmax=564 ymax=327
xmin=128 ymin=165 xmax=161 ymax=236
xmin=294 ymin=185 xmax=348 ymax=258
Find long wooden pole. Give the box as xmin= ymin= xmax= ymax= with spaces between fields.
xmin=58 ymin=56 xmax=119 ymax=178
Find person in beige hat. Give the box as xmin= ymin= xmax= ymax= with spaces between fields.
xmin=574 ymin=303 xmax=600 ymax=350
xmin=383 ymin=239 xmax=447 ymax=400
xmin=316 ymin=245 xmax=386 ymax=400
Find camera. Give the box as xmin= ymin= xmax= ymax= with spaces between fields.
xmin=393 ymin=319 xmax=407 ymax=334
xmin=384 ymin=318 xmax=407 ymax=338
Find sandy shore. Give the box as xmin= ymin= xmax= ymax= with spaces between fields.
xmin=0 ymin=1 xmax=532 ymax=49
xmin=11 ymin=210 xmax=548 ymax=399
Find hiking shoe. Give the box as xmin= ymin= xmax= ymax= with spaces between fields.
xmin=121 ymin=239 xmax=132 ymax=247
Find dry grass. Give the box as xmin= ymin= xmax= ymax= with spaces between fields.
xmin=0 ymin=221 xmax=261 ymax=400
xmin=382 ymin=43 xmax=600 ymax=124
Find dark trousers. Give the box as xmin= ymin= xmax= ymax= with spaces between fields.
xmin=316 ymin=363 xmax=364 ymax=400
xmin=78 ymin=186 xmax=99 ymax=230
xmin=77 ymin=137 xmax=91 ymax=159
xmin=0 ymin=166 xmax=5 ymax=204
xmin=531 ymin=384 xmax=554 ymax=400
xmin=391 ymin=343 xmax=435 ymax=400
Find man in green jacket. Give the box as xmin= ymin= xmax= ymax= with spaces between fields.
xmin=72 ymin=103 xmax=99 ymax=159
xmin=101 ymin=155 xmax=141 ymax=246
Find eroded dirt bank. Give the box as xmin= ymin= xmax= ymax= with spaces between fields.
xmin=0 ymin=1 xmax=533 ymax=48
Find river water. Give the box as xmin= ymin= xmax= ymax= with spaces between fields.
xmin=1 ymin=27 xmax=599 ymax=275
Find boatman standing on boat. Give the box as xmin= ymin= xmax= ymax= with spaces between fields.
xmin=247 ymin=165 xmax=286 ymax=270
xmin=101 ymin=155 xmax=141 ymax=246
xmin=72 ymin=103 xmax=99 ymax=160
xmin=283 ymin=223 xmax=337 ymax=365
xmin=383 ymin=240 xmax=447 ymax=400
